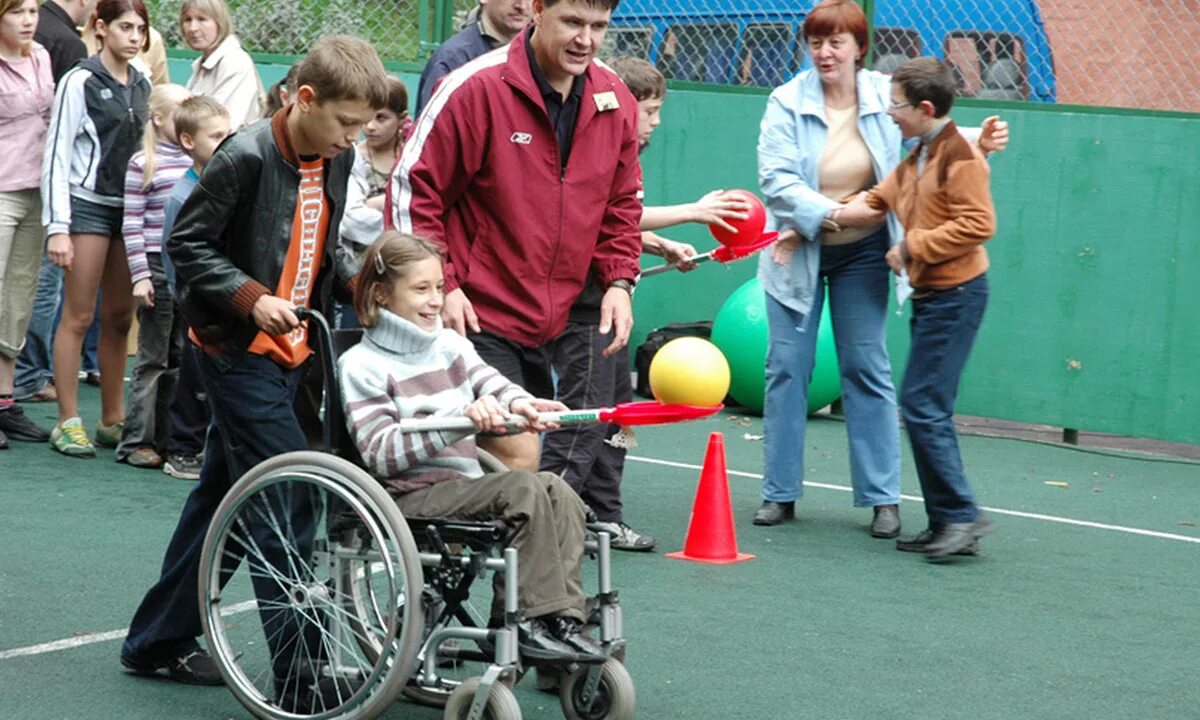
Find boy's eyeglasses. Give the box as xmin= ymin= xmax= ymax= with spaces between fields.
xmin=887 ymin=101 xmax=913 ymax=111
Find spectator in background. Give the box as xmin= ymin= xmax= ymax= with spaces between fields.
xmin=34 ymin=0 xmax=90 ymax=81
xmin=261 ymin=62 xmax=297 ymax=116
xmin=41 ymin=0 xmax=151 ymax=457
xmin=0 ymin=0 xmax=56 ymax=449
xmin=81 ymin=6 xmax=166 ymax=84
xmin=178 ymin=0 xmax=262 ymax=128
xmin=13 ymin=0 xmax=96 ymax=403
xmin=157 ymin=95 xmax=229 ymax=480
xmin=115 ymin=83 xmax=192 ymax=469
xmin=414 ymin=0 xmax=531 ymax=115
xmin=340 ymin=76 xmax=411 ymax=262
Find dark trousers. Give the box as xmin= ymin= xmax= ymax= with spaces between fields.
xmin=900 ymin=273 xmax=989 ymax=526
xmin=539 ymin=321 xmax=629 ymax=523
xmin=117 ymin=256 xmax=180 ymax=459
xmin=122 ymin=352 xmax=312 ymax=670
xmin=165 ymin=340 xmax=210 ymax=456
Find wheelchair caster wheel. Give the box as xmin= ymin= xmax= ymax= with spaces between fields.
xmin=443 ymin=676 xmax=522 ymax=719
xmin=558 ymin=658 xmax=635 ymax=720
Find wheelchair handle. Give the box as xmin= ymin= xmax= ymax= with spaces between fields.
xmin=294 ymin=307 xmax=337 ymax=453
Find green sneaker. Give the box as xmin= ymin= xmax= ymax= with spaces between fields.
xmin=50 ymin=418 xmax=96 ymax=458
xmin=94 ymin=420 xmax=124 ymax=449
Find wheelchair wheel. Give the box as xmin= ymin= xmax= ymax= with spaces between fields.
xmin=443 ymin=676 xmax=523 ymax=720
xmin=199 ymin=451 xmax=424 ymax=720
xmin=558 ymin=658 xmax=635 ymax=720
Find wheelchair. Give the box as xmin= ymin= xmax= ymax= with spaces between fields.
xmin=197 ymin=309 xmax=635 ymax=720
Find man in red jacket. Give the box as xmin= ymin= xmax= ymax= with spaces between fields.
xmin=389 ymin=0 xmax=642 ymax=471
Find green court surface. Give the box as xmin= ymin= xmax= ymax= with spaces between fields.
xmin=2 ymin=386 xmax=1198 ymax=719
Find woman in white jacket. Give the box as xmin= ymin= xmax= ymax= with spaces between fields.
xmin=178 ymin=0 xmax=262 ymax=129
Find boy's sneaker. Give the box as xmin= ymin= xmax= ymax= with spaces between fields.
xmin=163 ymin=453 xmax=202 ymax=480
xmin=50 ymin=418 xmax=96 ymax=458
xmin=0 ymin=405 xmax=51 ymax=442
xmin=592 ymin=521 xmax=657 ymax=552
xmin=94 ymin=420 xmax=124 ymax=449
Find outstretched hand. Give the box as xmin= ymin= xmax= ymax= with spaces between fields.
xmin=979 ymin=115 xmax=1010 ymax=154
xmin=690 ymin=189 xmax=752 ymax=233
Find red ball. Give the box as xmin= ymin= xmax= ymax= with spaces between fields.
xmin=708 ymin=189 xmax=766 ymax=248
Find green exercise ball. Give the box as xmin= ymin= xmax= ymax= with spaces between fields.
xmin=710 ymin=277 xmax=841 ymax=415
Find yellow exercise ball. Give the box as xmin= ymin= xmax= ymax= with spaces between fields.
xmin=648 ymin=337 xmax=731 ymax=407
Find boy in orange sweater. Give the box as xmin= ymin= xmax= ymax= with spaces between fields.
xmin=844 ymin=57 xmax=996 ymax=560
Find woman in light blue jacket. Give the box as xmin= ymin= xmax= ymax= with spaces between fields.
xmin=753 ymin=0 xmax=1006 ymax=537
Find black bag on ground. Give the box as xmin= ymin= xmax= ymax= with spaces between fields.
xmin=633 ymin=321 xmax=713 ymax=398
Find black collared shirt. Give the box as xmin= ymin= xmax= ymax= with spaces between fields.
xmin=524 ymin=27 xmax=586 ymax=172
xmin=35 ymin=1 xmax=86 ymax=83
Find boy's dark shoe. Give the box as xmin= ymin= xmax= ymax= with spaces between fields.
xmin=869 ymin=504 xmax=901 ymax=538
xmin=163 ymin=453 xmax=203 ymax=480
xmin=278 ymin=669 xmax=362 ymax=713
xmin=0 ymin=406 xmax=52 ymax=442
xmin=0 ymin=427 xmax=8 ymax=449
xmin=120 ymin=648 xmax=225 ymax=685
xmin=924 ymin=513 xmax=993 ymax=559
xmin=753 ymin=501 xmax=795 ymax=526
xmin=896 ymin=529 xmax=979 ymax=555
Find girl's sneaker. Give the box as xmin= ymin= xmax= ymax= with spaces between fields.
xmin=94 ymin=420 xmax=124 ymax=449
xmin=125 ymin=446 xmax=163 ymax=468
xmin=50 ymin=418 xmax=96 ymax=458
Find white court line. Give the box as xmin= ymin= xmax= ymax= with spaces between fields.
xmin=0 ymin=599 xmax=258 ymax=662
xmin=627 ymin=455 xmax=1200 ymax=545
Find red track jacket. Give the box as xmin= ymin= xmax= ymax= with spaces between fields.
xmin=388 ymin=31 xmax=643 ymax=348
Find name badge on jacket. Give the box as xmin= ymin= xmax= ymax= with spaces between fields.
xmin=593 ymin=91 xmax=620 ymax=112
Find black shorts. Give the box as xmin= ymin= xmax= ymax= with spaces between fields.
xmin=467 ymin=330 xmax=554 ymax=400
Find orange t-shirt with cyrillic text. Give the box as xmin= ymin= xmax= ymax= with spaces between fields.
xmin=246 ymin=156 xmax=328 ymax=368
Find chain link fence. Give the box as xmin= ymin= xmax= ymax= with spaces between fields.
xmin=144 ymin=0 xmax=1198 ymax=113
xmin=599 ymin=0 xmax=1199 ymax=113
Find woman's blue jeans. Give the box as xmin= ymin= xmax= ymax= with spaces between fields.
xmin=761 ymin=231 xmax=901 ymax=507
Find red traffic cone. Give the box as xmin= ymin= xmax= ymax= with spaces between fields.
xmin=666 ymin=432 xmax=754 ymax=565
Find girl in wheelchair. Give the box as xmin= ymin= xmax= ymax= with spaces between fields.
xmin=337 ymin=231 xmax=606 ymax=664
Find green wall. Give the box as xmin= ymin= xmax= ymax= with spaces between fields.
xmin=169 ymin=57 xmax=1199 ymax=445
xmin=637 ymin=86 xmax=1200 ymax=445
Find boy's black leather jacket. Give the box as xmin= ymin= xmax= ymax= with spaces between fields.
xmin=168 ymin=109 xmax=357 ymax=368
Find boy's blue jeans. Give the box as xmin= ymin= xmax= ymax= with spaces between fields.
xmin=900 ymin=273 xmax=989 ymax=526
xmin=761 ymin=231 xmax=901 ymax=507
xmin=122 ymin=351 xmax=312 ymax=674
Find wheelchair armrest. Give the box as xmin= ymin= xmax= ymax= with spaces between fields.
xmin=406 ymin=516 xmax=512 ymax=552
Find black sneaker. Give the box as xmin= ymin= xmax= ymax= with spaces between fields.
xmin=278 ymin=670 xmax=362 ymax=713
xmin=0 ymin=405 xmax=51 ymax=442
xmin=120 ymin=648 xmax=225 ymax=685
xmin=0 ymin=427 xmax=8 ymax=449
xmin=163 ymin=453 xmax=202 ymax=480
